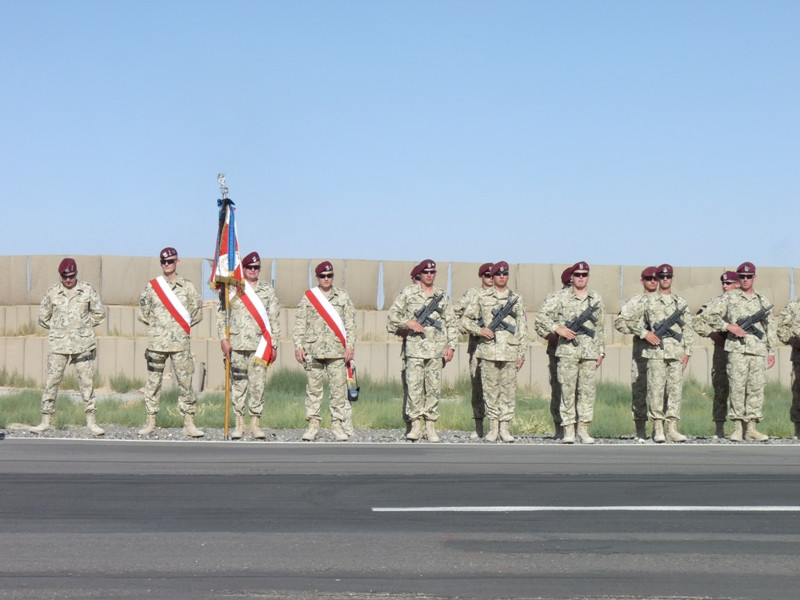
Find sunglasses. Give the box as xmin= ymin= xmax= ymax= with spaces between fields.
xmin=422 ymin=270 xmax=436 ymax=275
xmin=642 ymin=276 xmax=657 ymax=281
xmin=245 ymin=265 xmax=261 ymax=271
xmin=318 ymin=273 xmax=334 ymax=279
xmin=61 ymin=273 xmax=77 ymax=280
xmin=494 ymin=271 xmax=509 ymax=276
xmin=160 ymin=258 xmax=177 ymax=265
xmin=657 ymin=274 xmax=673 ymax=279
xmin=722 ymin=281 xmax=736 ymax=285
xmin=573 ymin=272 xmax=589 ymax=278
xmin=739 ymin=274 xmax=754 ymax=279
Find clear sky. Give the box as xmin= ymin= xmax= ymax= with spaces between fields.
xmin=3 ymin=1 xmax=798 ymax=269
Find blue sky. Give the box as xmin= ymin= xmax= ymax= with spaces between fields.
xmin=3 ymin=1 xmax=798 ymax=268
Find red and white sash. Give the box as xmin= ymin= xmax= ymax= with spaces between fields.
xmin=150 ymin=276 xmax=191 ymax=335
xmin=239 ymin=281 xmax=275 ymax=365
xmin=305 ymin=287 xmax=354 ymax=377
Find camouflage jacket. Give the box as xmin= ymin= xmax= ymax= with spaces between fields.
xmin=386 ymin=285 xmax=457 ymax=360
xmin=692 ymin=293 xmax=727 ymax=342
xmin=613 ymin=291 xmax=652 ymax=360
xmin=638 ymin=292 xmax=694 ymax=360
xmin=38 ymin=281 xmax=105 ymax=354
xmin=138 ymin=276 xmax=203 ymax=352
xmin=453 ymin=286 xmax=485 ymax=355
xmin=217 ymin=281 xmax=281 ymax=352
xmin=776 ymin=297 xmax=800 ymax=362
xmin=461 ymin=287 xmax=528 ymax=361
xmin=292 ymin=287 xmax=356 ymax=359
xmin=701 ymin=289 xmax=776 ymax=356
xmin=534 ymin=288 xmax=605 ymax=360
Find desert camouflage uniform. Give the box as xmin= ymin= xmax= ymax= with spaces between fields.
xmin=453 ymin=287 xmax=486 ymax=420
xmin=535 ymin=289 xmax=605 ymax=426
xmin=535 ymin=288 xmax=571 ymax=429
xmin=702 ymin=289 xmax=776 ymax=423
xmin=217 ymin=281 xmax=281 ymax=417
xmin=461 ymin=288 xmax=528 ymax=423
xmin=776 ymin=298 xmax=800 ymax=424
xmin=614 ymin=291 xmax=654 ymax=422
xmin=693 ymin=294 xmax=730 ymax=423
xmin=638 ymin=293 xmax=694 ymax=423
xmin=292 ymin=287 xmax=356 ymax=423
xmin=138 ymin=276 xmax=203 ymax=416
xmin=387 ymin=285 xmax=458 ymax=422
xmin=38 ymin=281 xmax=105 ymax=414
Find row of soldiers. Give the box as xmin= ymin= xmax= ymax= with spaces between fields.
xmin=26 ymin=251 xmax=800 ymax=443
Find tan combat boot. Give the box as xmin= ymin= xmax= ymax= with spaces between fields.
xmin=577 ymin=422 xmax=595 ymax=444
xmin=230 ymin=414 xmax=246 ymax=439
xmin=713 ymin=422 xmax=725 ymax=439
xmin=249 ymin=415 xmax=266 ymax=439
xmin=424 ymin=419 xmax=440 ymax=443
xmin=484 ymin=419 xmax=500 ymax=442
xmin=183 ymin=414 xmax=205 ymax=438
xmin=634 ymin=420 xmax=647 ymax=441
xmin=331 ymin=419 xmax=349 ymax=441
xmin=562 ymin=424 xmax=576 ymax=444
xmin=470 ymin=419 xmax=484 ymax=440
xmin=86 ymin=413 xmax=105 ymax=436
xmin=653 ymin=420 xmax=666 ymax=443
xmin=499 ymin=421 xmax=515 ymax=443
xmin=729 ymin=420 xmax=743 ymax=442
xmin=406 ymin=419 xmax=423 ymax=441
xmin=744 ymin=421 xmax=768 ymax=442
xmin=302 ymin=418 xmax=320 ymax=441
xmin=666 ymin=420 xmax=686 ymax=443
xmin=30 ymin=413 xmax=53 ymax=434
xmin=138 ymin=413 xmax=156 ymax=436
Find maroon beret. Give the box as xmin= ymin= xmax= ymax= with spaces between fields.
xmin=657 ymin=263 xmax=673 ymax=276
xmin=58 ymin=258 xmax=77 ymax=275
xmin=561 ymin=266 xmax=574 ymax=286
xmin=721 ymin=270 xmax=739 ymax=282
xmin=242 ymin=251 xmax=260 ymax=266
xmin=641 ymin=266 xmax=657 ymax=279
xmin=419 ymin=259 xmax=436 ymax=272
xmin=478 ymin=262 xmax=494 ymax=277
xmin=572 ymin=261 xmax=590 ymax=272
xmin=737 ymin=261 xmax=756 ymax=275
xmin=491 ymin=261 xmax=510 ymax=276
xmin=315 ymin=261 xmax=334 ymax=276
xmin=159 ymin=247 xmax=178 ymax=260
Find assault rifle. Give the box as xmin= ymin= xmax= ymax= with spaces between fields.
xmin=650 ymin=305 xmax=686 ymax=349
xmin=565 ymin=300 xmax=598 ymax=346
xmin=735 ymin=304 xmax=773 ymax=341
xmin=487 ymin=296 xmax=518 ymax=338
xmin=412 ymin=294 xmax=444 ymax=339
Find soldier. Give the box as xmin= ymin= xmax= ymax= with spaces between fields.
xmin=30 ymin=258 xmax=106 ymax=435
xmin=693 ymin=271 xmax=740 ymax=439
xmin=637 ymin=264 xmax=694 ymax=443
xmin=217 ymin=251 xmax=280 ymax=439
xmin=387 ymin=259 xmax=458 ymax=442
xmin=137 ymin=247 xmax=205 ymax=437
xmin=461 ymin=261 xmax=527 ymax=443
xmin=452 ymin=262 xmax=494 ymax=439
xmin=535 ymin=261 xmax=605 ymax=444
xmin=400 ymin=263 xmax=422 ymax=435
xmin=777 ymin=294 xmax=800 ymax=441
xmin=535 ymin=266 xmax=575 ymax=440
xmin=293 ymin=261 xmax=357 ymax=442
xmin=613 ymin=266 xmax=658 ymax=441
xmin=701 ymin=262 xmax=775 ymax=442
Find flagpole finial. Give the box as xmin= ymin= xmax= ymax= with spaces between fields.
xmin=217 ymin=173 xmax=228 ymax=200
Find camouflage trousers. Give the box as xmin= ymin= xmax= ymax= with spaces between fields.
xmin=630 ymin=357 xmax=648 ymax=421
xmin=726 ymin=352 xmax=766 ymax=422
xmin=229 ymin=350 xmax=269 ymax=417
xmin=711 ymin=345 xmax=729 ymax=423
xmin=480 ymin=359 xmax=517 ymax=422
xmin=547 ymin=346 xmax=562 ymax=426
xmin=557 ymin=358 xmax=596 ymax=425
xmin=405 ymin=356 xmax=443 ymax=422
xmin=646 ymin=357 xmax=683 ymax=421
xmin=790 ymin=361 xmax=800 ymax=423
xmin=303 ymin=356 xmax=347 ymax=422
xmin=143 ymin=348 xmax=197 ymax=416
xmin=469 ymin=352 xmax=485 ymax=420
xmin=41 ymin=349 xmax=97 ymax=414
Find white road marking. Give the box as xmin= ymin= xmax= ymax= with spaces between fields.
xmin=372 ymin=505 xmax=800 ymax=512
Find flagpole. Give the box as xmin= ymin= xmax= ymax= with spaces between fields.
xmin=217 ymin=173 xmax=232 ymax=440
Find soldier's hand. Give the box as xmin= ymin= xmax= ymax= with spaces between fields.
xmin=479 ymin=327 xmax=494 ymax=340
xmin=681 ymin=354 xmax=690 ymax=370
xmin=220 ymin=339 xmax=232 ymax=358
xmin=443 ymin=348 xmax=454 ymax=363
xmin=555 ymin=326 xmax=576 ymax=341
xmin=345 ymin=347 xmax=354 ymax=363
xmin=726 ymin=323 xmax=747 ymax=338
xmin=516 ymin=358 xmax=525 ymax=371
xmin=407 ymin=319 xmax=425 ymax=334
xmin=295 ymin=349 xmax=306 ymax=364
xmin=644 ymin=331 xmax=660 ymax=346
xmin=767 ymin=355 xmax=776 ymax=369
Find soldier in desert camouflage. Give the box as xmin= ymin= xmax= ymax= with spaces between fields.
xmin=776 ymin=293 xmax=800 ymax=441
xmin=218 ymin=251 xmax=280 ymax=439
xmin=293 ymin=261 xmax=357 ymax=442
xmin=387 ymin=259 xmax=458 ymax=442
xmin=31 ymin=258 xmax=106 ymax=435
xmin=137 ymin=247 xmax=205 ymax=437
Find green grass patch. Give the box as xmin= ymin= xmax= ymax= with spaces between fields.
xmin=108 ymin=373 xmax=145 ymax=394
xmin=0 ymin=368 xmax=38 ymax=388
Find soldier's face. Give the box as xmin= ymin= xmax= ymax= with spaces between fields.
xmin=420 ymin=268 xmax=436 ymax=286
xmin=244 ymin=263 xmax=260 ymax=284
xmin=658 ymin=273 xmax=673 ymax=291
xmin=739 ymin=273 xmax=754 ymax=291
xmin=160 ymin=257 xmax=178 ymax=276
xmin=60 ymin=271 xmax=77 ymax=290
xmin=641 ymin=276 xmax=658 ymax=293
xmin=572 ymin=271 xmax=589 ymax=291
xmin=317 ymin=271 xmax=334 ymax=291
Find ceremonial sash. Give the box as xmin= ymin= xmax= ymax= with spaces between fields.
xmin=239 ymin=281 xmax=275 ymax=365
xmin=304 ymin=287 xmax=355 ymax=380
xmin=150 ymin=276 xmax=191 ymax=335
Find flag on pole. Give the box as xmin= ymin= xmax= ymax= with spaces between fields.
xmin=211 ymin=196 xmax=244 ymax=291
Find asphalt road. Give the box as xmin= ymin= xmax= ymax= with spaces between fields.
xmin=2 ymin=439 xmax=800 ymax=600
